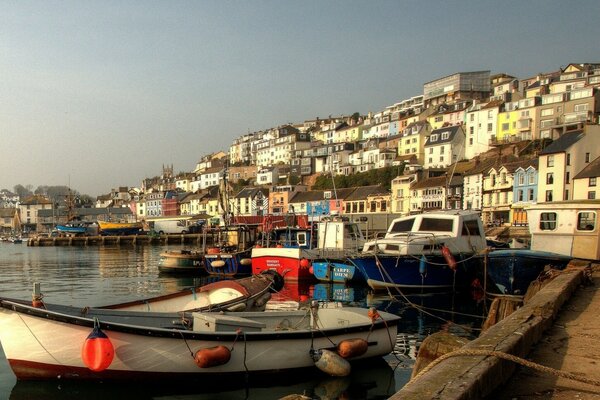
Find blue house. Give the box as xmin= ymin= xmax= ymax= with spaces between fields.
xmin=512 ymin=160 xmax=538 ymax=226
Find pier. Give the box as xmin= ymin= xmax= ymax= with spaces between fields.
xmin=27 ymin=234 xmax=216 ymax=247
xmin=393 ymin=261 xmax=600 ymax=399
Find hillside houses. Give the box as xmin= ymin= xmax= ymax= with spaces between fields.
xmin=7 ymin=61 xmax=600 ymax=234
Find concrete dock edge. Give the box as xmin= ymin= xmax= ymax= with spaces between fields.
xmin=391 ymin=268 xmax=586 ymax=400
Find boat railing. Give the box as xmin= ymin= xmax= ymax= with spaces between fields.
xmin=367 ymin=232 xmax=453 ymax=253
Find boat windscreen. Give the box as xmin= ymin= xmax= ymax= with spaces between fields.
xmin=389 ymin=218 xmax=415 ymax=233
xmin=418 ymin=218 xmax=453 ymax=232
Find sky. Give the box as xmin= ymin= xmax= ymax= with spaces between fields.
xmin=1 ymin=0 xmax=600 ymax=197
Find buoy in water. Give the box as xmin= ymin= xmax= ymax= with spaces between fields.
xmin=313 ymin=349 xmax=351 ymax=376
xmin=81 ymin=325 xmax=114 ymax=372
xmin=337 ymin=338 xmax=368 ymax=359
xmin=194 ymin=345 xmax=231 ymax=368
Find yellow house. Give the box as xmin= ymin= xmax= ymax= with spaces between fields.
xmin=496 ymin=101 xmax=520 ymax=142
xmin=427 ymin=102 xmax=469 ymax=131
xmin=397 ymin=121 xmax=432 ymax=164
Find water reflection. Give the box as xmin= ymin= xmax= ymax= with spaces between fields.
xmin=0 ymin=244 xmax=485 ymax=399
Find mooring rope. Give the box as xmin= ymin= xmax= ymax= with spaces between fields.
xmin=409 ymin=349 xmax=600 ymax=388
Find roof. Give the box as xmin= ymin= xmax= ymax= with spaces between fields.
xmin=425 ymin=125 xmax=462 ymax=146
xmin=539 ymin=131 xmax=585 ymax=155
xmin=574 ymin=155 xmax=600 ymax=179
xmin=235 ymin=187 xmax=268 ymax=199
xmin=411 ymin=175 xmax=448 ymax=190
xmin=344 ymin=185 xmax=388 ymax=201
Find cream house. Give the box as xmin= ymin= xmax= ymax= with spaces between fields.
xmin=537 ymin=125 xmax=600 ymax=203
xmin=573 ymin=155 xmax=600 ymax=200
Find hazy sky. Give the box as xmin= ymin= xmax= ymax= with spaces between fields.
xmin=2 ymin=1 xmax=599 ymax=196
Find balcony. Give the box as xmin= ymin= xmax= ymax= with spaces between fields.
xmin=562 ymin=111 xmax=593 ymax=124
xmin=517 ymin=119 xmax=531 ymax=131
xmin=489 ymin=135 xmax=521 ymax=146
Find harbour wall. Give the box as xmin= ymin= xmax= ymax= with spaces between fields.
xmin=27 ymin=234 xmax=216 ymax=247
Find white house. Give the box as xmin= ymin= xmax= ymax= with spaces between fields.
xmin=423 ymin=125 xmax=465 ymax=169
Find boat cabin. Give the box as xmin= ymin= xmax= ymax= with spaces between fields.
xmin=364 ymin=210 xmax=487 ymax=254
xmin=527 ymin=200 xmax=600 ymax=260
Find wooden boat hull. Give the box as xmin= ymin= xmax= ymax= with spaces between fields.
xmin=483 ymin=249 xmax=573 ymax=296
xmin=98 ymin=221 xmax=143 ymax=236
xmin=158 ymin=250 xmax=206 ymax=274
xmin=0 ymin=301 xmax=399 ymax=381
xmin=101 ymin=272 xmax=281 ymax=313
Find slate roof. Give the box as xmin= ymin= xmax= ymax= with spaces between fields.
xmin=425 ymin=125 xmax=461 ymax=146
xmin=574 ymin=155 xmax=600 ymax=179
xmin=344 ymin=185 xmax=388 ymax=201
xmin=235 ymin=187 xmax=268 ymax=199
xmin=539 ymin=131 xmax=585 ymax=155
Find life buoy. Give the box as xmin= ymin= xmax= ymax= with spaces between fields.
xmin=441 ymin=245 xmax=457 ymax=270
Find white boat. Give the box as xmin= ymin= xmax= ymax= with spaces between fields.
xmin=0 ymin=298 xmax=399 ymax=380
xmin=526 ymin=200 xmax=600 ymax=260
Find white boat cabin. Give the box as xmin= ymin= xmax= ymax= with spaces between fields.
xmin=316 ymin=216 xmax=365 ymax=251
xmin=527 ymin=200 xmax=600 ymax=260
xmin=363 ymin=210 xmax=487 ymax=255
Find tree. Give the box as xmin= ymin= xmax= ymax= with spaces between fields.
xmin=13 ymin=184 xmax=33 ymax=199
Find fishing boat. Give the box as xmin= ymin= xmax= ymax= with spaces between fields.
xmin=32 ymin=271 xmax=283 ymax=315
xmin=347 ymin=210 xmax=487 ymax=291
xmin=55 ymin=223 xmax=88 ymax=236
xmin=0 ymin=298 xmax=399 ymax=381
xmin=203 ymin=225 xmax=258 ymax=276
xmin=98 ymin=221 xmax=143 ymax=236
xmin=481 ymin=249 xmax=573 ymax=296
xmin=158 ymin=249 xmax=206 ymax=274
xmin=252 ymin=216 xmax=365 ymax=282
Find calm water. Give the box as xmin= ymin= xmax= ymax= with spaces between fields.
xmin=0 ymin=243 xmax=487 ymax=399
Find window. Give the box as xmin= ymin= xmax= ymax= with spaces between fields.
xmin=442 ymin=131 xmax=450 ymax=140
xmin=588 ymin=191 xmax=596 ymax=200
xmin=545 ymin=190 xmax=553 ymax=202
xmin=528 ymin=189 xmax=534 ymax=201
xmin=586 ymin=153 xmax=591 ymax=163
xmin=566 ymin=172 xmax=570 ymax=184
xmin=566 ymin=153 xmax=571 ymax=166
xmin=518 ymin=190 xmax=524 ymax=201
xmin=390 ymin=218 xmax=415 ymax=233
xmin=540 ymin=212 xmax=557 ymax=230
xmin=469 ymin=138 xmax=473 ymax=145
xmin=470 ymin=126 xmax=474 ymax=135
xmin=577 ymin=212 xmax=595 ymax=231
xmin=541 ymin=108 xmax=554 ymax=117
xmin=547 ymin=155 xmax=554 ymax=167
xmin=461 ymin=220 xmax=481 ymax=236
xmin=487 ymin=123 xmax=493 ymax=132
xmin=591 ymin=177 xmax=597 ymax=187
xmin=529 ymin=173 xmax=535 ymax=185
xmin=518 ymin=174 xmax=525 ymax=185
xmin=546 ymin=173 xmax=554 ymax=185
xmin=502 ymin=123 xmax=509 ymax=131
xmin=419 ymin=218 xmax=453 ymax=232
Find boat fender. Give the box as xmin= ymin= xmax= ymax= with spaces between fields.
xmin=441 ymin=245 xmax=457 ymax=270
xmin=309 ymin=266 xmax=314 ymax=275
xmin=207 ymin=247 xmax=221 ymax=254
xmin=419 ymin=255 xmax=427 ymax=275
xmin=313 ymin=349 xmax=351 ymax=377
xmin=337 ymin=338 xmax=369 ymax=359
xmin=368 ymin=307 xmax=380 ymax=322
xmin=81 ymin=324 xmax=114 ymax=372
xmin=276 ymin=244 xmax=284 ymax=248
xmin=299 ymin=258 xmax=311 ymax=269
xmin=240 ymin=258 xmax=252 ymax=266
xmin=194 ymin=345 xmax=231 ymax=368
xmin=211 ymin=260 xmax=226 ymax=268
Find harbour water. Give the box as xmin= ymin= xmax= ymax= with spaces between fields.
xmin=0 ymin=243 xmax=487 ymax=399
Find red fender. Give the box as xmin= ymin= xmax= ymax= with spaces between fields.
xmin=441 ymin=245 xmax=457 ymax=270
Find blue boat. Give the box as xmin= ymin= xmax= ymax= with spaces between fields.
xmin=346 ymin=210 xmax=488 ymax=291
xmin=310 ymin=259 xmax=366 ymax=283
xmin=203 ymin=225 xmax=256 ymax=277
xmin=482 ymin=249 xmax=573 ymax=296
xmin=55 ymin=224 xmax=88 ymax=236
